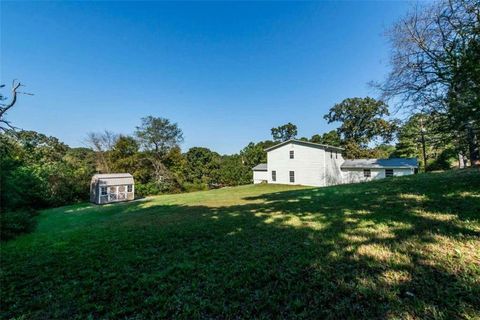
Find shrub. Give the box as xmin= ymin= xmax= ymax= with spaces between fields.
xmin=182 ymin=182 xmax=209 ymax=192
xmin=0 ymin=210 xmax=38 ymax=241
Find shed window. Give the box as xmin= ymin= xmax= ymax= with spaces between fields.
xmin=363 ymin=169 xmax=371 ymax=178
xmin=127 ymin=184 xmax=133 ymax=192
xmin=289 ymin=150 xmax=294 ymax=159
xmin=272 ymin=170 xmax=276 ymax=182
xmin=385 ymin=169 xmax=394 ymax=177
xmin=100 ymin=187 xmax=107 ymax=196
xmin=289 ymin=171 xmax=295 ymax=183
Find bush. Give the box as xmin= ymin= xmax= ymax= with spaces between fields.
xmin=135 ymin=182 xmax=164 ymax=198
xmin=0 ymin=210 xmax=38 ymax=241
xmin=182 ymin=182 xmax=209 ymax=192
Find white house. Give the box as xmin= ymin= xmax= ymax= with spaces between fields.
xmin=252 ymin=139 xmax=418 ymax=187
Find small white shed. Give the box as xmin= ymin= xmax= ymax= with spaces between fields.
xmin=252 ymin=163 xmax=268 ymax=184
xmin=90 ymin=173 xmax=135 ymax=204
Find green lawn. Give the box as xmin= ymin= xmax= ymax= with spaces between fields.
xmin=1 ymin=169 xmax=479 ymax=319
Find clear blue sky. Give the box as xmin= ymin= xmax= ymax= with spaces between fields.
xmin=1 ymin=1 xmax=411 ymax=154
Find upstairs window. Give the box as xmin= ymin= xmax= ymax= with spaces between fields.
xmin=272 ymin=170 xmax=276 ymax=182
xmin=289 ymin=171 xmax=295 ymax=183
xmin=363 ymin=169 xmax=371 ymax=178
xmin=385 ymin=169 xmax=394 ymax=177
xmin=289 ymin=150 xmax=294 ymax=159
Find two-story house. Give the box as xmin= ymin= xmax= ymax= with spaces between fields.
xmin=252 ymin=139 xmax=418 ymax=186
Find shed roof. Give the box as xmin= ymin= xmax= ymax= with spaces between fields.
xmin=92 ymin=173 xmax=134 ymax=186
xmin=93 ymin=173 xmax=133 ymax=179
xmin=341 ymin=158 xmax=418 ymax=169
xmin=252 ymin=163 xmax=268 ymax=171
xmin=264 ymin=139 xmax=344 ymax=152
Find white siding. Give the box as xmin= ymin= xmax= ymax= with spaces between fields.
xmin=324 ymin=150 xmax=344 ymax=186
xmin=267 ymin=142 xmax=327 ymax=187
xmin=253 ymin=171 xmax=268 ymax=184
xmin=342 ymin=168 xmax=415 ymax=183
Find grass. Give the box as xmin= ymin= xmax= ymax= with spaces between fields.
xmin=1 ymin=169 xmax=479 ymax=319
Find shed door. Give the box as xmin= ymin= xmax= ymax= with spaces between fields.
xmin=118 ymin=185 xmax=126 ymax=200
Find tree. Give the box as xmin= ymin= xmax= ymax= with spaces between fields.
xmin=135 ymin=116 xmax=183 ymax=154
xmin=271 ymin=123 xmax=298 ymax=142
xmin=184 ymin=147 xmax=221 ymax=186
xmin=218 ymin=155 xmax=251 ymax=186
xmin=376 ymin=0 xmax=480 ymax=165
xmin=0 ymin=80 xmax=33 ymax=132
xmin=110 ymin=135 xmax=140 ymax=174
xmin=393 ymin=113 xmax=456 ymax=170
xmin=134 ymin=116 xmax=184 ymax=186
xmin=310 ymin=130 xmax=342 ymax=146
xmin=85 ymin=130 xmax=118 ymax=173
xmin=324 ymin=97 xmax=398 ymax=158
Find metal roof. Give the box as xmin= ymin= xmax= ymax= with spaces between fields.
xmin=341 ymin=158 xmax=418 ymax=169
xmin=252 ymin=163 xmax=268 ymax=171
xmin=264 ymin=139 xmax=344 ymax=152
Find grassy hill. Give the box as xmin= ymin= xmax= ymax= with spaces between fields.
xmin=1 ymin=169 xmax=479 ymax=319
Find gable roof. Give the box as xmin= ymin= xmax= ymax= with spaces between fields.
xmin=252 ymin=163 xmax=268 ymax=171
xmin=341 ymin=158 xmax=418 ymax=169
xmin=264 ymin=139 xmax=344 ymax=152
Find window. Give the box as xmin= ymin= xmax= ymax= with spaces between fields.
xmin=289 ymin=171 xmax=295 ymax=183
xmin=363 ymin=169 xmax=371 ymax=178
xmin=100 ymin=186 xmax=107 ymax=196
xmin=330 ymin=152 xmax=332 ymax=159
xmin=289 ymin=150 xmax=294 ymax=159
xmin=127 ymin=184 xmax=133 ymax=192
xmin=385 ymin=169 xmax=394 ymax=177
xmin=272 ymin=170 xmax=276 ymax=182
xmin=336 ymin=153 xmax=338 ymax=159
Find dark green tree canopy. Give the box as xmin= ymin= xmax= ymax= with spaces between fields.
xmin=324 ymin=97 xmax=398 ymax=147
xmin=135 ymin=116 xmax=183 ymax=154
xmin=310 ymin=130 xmax=342 ymax=147
xmin=271 ymin=122 xmax=298 ymax=142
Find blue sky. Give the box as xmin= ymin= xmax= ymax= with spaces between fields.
xmin=1 ymin=1 xmax=411 ymax=154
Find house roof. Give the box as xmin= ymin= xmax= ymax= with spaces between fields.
xmin=341 ymin=158 xmax=419 ymax=169
xmin=264 ymin=139 xmax=344 ymax=152
xmin=252 ymin=163 xmax=268 ymax=171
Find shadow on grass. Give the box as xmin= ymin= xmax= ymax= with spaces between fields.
xmin=1 ymin=171 xmax=479 ymax=319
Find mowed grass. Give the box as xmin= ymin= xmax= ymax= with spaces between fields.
xmin=1 ymin=170 xmax=480 ymax=319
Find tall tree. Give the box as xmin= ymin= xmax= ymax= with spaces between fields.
xmin=135 ymin=116 xmax=183 ymax=154
xmin=110 ymin=135 xmax=140 ymax=174
xmin=271 ymin=123 xmax=298 ymax=142
xmin=184 ymin=147 xmax=221 ymax=186
xmin=376 ymin=0 xmax=480 ymax=165
xmin=135 ymin=116 xmax=184 ymax=185
xmin=324 ymin=97 xmax=398 ymax=158
xmin=85 ymin=130 xmax=118 ymax=173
